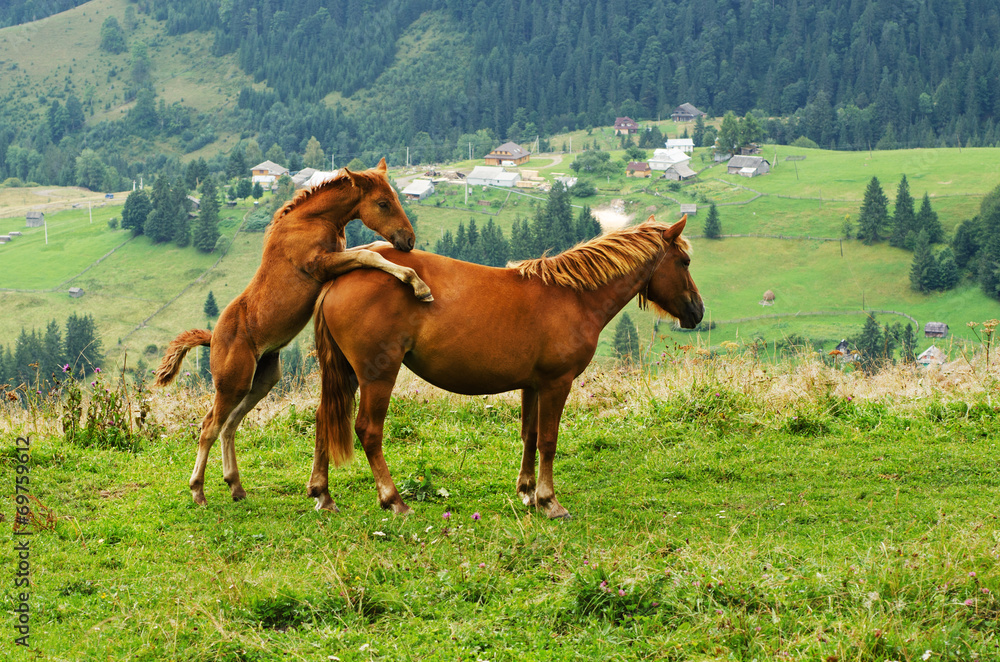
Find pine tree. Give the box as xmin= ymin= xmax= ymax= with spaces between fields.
xmin=937 ymin=247 xmax=960 ymax=290
xmin=889 ymin=175 xmax=915 ymax=249
xmin=857 ymin=176 xmax=889 ymax=245
xmin=851 ymin=314 xmax=886 ymax=375
xmin=613 ymin=313 xmax=640 ymax=365
xmin=252 ymin=182 xmax=264 ymax=200
xmin=121 ymin=188 xmax=152 ymax=236
xmin=703 ymin=204 xmax=722 ymax=239
xmin=194 ymin=177 xmax=221 ymax=253
xmin=575 ymin=206 xmax=602 ymax=243
xmin=535 ymin=181 xmax=575 ymax=254
xmin=43 ymin=319 xmax=65 ymax=377
xmin=64 ymin=313 xmax=104 ymax=375
xmin=909 ymin=231 xmax=939 ymax=292
xmin=236 ymin=178 xmax=252 ymax=199
xmin=144 ymin=176 xmax=175 ymax=243
xmin=204 ymin=291 xmax=219 ymax=318
xmin=480 ymin=219 xmax=510 ymax=267
xmin=896 ymin=323 xmax=917 ymax=364
xmin=916 ymin=192 xmax=943 ymax=244
xmin=509 ymin=217 xmax=535 ymax=261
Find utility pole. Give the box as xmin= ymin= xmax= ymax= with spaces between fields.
xmin=469 ymin=142 xmax=472 ymax=160
xmin=331 ymin=153 xmax=335 ymax=170
xmin=406 ymin=146 xmax=409 ymax=168
xmin=88 ymin=200 xmax=92 ymax=224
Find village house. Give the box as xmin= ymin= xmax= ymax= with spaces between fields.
xmin=680 ymin=203 xmax=698 ymax=216
xmin=484 ymin=142 xmax=530 ymax=166
xmin=250 ymin=160 xmax=290 ymax=187
xmin=665 ymin=138 xmax=695 ymax=154
xmin=613 ymin=117 xmax=639 ymax=135
xmin=466 ymin=166 xmax=521 ymax=187
xmin=291 ymin=167 xmax=319 ymax=188
xmin=727 ymin=155 xmax=771 ymax=177
xmin=401 ymin=178 xmax=435 ymax=201
xmin=917 ymin=345 xmax=946 ymax=366
xmin=626 ymin=161 xmax=651 ymax=178
xmin=671 ymin=103 xmax=705 ymax=122
xmin=26 ymin=211 xmax=44 ymax=227
xmin=649 ymin=148 xmax=691 ymax=171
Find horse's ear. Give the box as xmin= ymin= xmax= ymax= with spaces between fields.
xmin=375 ymin=157 xmax=387 ymax=173
xmin=664 ymin=215 xmax=687 ymax=241
xmin=646 ymin=214 xmax=656 ymax=223
xmin=343 ymin=167 xmax=358 ymax=188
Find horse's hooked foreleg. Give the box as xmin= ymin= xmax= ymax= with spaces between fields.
xmin=356 ymin=376 xmax=411 ymax=515
xmin=307 ymin=249 xmax=433 ymax=302
xmin=218 ymin=352 xmax=282 ymax=501
xmin=533 ymin=380 xmax=574 ymax=519
xmin=517 ymin=387 xmax=539 ymax=507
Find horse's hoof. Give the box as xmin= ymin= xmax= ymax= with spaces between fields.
xmin=192 ymin=493 xmax=207 ymax=506
xmin=231 ymin=489 xmax=247 ymax=502
xmin=315 ymin=498 xmax=340 ymax=512
xmin=417 ymin=292 xmax=434 ymax=302
xmin=550 ymin=511 xmax=573 ymax=520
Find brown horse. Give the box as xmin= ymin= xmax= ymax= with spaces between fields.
xmin=154 ymin=159 xmax=432 ymax=505
xmin=309 ymin=215 xmax=703 ymax=518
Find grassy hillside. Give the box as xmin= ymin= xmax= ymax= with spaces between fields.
xmin=2 ymin=353 xmax=999 ymax=659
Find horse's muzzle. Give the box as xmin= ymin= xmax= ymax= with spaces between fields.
xmin=677 ymin=298 xmax=705 ymax=329
xmin=391 ymin=229 xmax=415 ymax=252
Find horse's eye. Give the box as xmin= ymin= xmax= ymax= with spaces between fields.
xmin=378 ymin=200 xmax=389 ymax=209
xmin=682 ymin=258 xmax=691 ymax=267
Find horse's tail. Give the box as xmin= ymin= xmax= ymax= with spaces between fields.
xmin=313 ymin=284 xmax=357 ymax=467
xmin=153 ymin=329 xmax=212 ymax=387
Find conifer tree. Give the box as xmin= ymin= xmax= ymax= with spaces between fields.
xmin=43 ymin=319 xmax=65 ymax=377
xmin=204 ymin=291 xmax=219 ymax=318
xmin=480 ymin=219 xmax=510 ymax=267
xmin=889 ymin=175 xmax=915 ymax=249
xmin=937 ymin=247 xmax=960 ymax=290
xmin=857 ymin=176 xmax=889 ymax=245
xmin=509 ymin=217 xmax=535 ymax=261
xmin=194 ymin=177 xmax=221 ymax=253
xmin=613 ymin=313 xmax=640 ymax=365
xmin=851 ymin=314 xmax=886 ymax=375
xmin=252 ymin=182 xmax=264 ymax=200
xmin=909 ymin=231 xmax=939 ymax=292
xmin=173 ymin=183 xmax=191 ymax=247
xmin=303 ymin=136 xmax=325 ymax=169
xmin=703 ymin=204 xmax=722 ymax=239
xmin=896 ymin=323 xmax=917 ymax=364
xmin=916 ymin=192 xmax=943 ymax=244
xmin=144 ymin=176 xmax=175 ymax=243
xmin=236 ymin=178 xmax=252 ymax=199
xmin=64 ymin=313 xmax=104 ymax=374
xmin=575 ymin=206 xmax=602 ymax=243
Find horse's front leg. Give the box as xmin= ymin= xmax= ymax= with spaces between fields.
xmin=533 ymin=380 xmax=574 ymax=519
xmin=306 ymin=249 xmax=433 ymax=301
xmin=517 ymin=387 xmax=539 ymax=507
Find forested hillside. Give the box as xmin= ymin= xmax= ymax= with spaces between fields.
xmin=0 ymin=0 xmax=88 ymax=27
xmin=1 ymin=0 xmax=999 ymax=186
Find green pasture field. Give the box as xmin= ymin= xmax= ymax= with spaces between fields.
xmin=3 ymin=358 xmax=1000 ymax=660
xmin=0 ymin=201 xmax=252 ymax=352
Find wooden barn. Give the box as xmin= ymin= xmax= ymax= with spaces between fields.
xmin=671 ymin=103 xmax=705 ymax=122
xmin=924 ymin=322 xmax=948 ymax=338
xmin=663 ymin=162 xmax=697 ymax=181
xmin=26 ymin=211 xmax=44 ymax=227
xmin=68 ymin=287 xmax=84 ymax=298
xmin=727 ymin=155 xmax=771 ymax=177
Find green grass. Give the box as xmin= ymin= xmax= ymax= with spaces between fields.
xmin=3 ymin=358 xmax=1000 ymax=660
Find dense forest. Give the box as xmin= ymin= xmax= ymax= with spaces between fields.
xmin=1 ymin=0 xmax=1000 ymax=186
xmin=0 ymin=0 xmax=87 ymax=27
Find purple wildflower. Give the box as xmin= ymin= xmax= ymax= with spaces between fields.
xmin=965 ymin=598 xmax=975 ymax=606
xmin=618 ymin=589 xmax=626 ymax=596
xmin=62 ymin=364 xmax=70 ymax=373
xmin=478 ymin=563 xmax=485 ymax=569
xmin=95 ymin=367 xmax=101 ymax=373
xmin=471 ymin=512 xmax=481 ymax=521
xmin=442 ymin=511 xmax=451 ymax=520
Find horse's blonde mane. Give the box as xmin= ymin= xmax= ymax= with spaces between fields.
xmin=509 ymin=219 xmax=690 ymax=291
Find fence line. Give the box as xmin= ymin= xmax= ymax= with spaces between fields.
xmin=688 ymin=232 xmax=842 ymax=242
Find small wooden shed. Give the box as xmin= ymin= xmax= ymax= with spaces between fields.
xmin=69 ymin=287 xmax=84 ymax=298
xmin=680 ymin=203 xmax=698 ymax=216
xmin=26 ymin=211 xmax=44 ymax=227
xmin=924 ymin=322 xmax=948 ymax=338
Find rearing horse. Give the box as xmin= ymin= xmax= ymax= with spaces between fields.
xmin=154 ymin=159 xmax=432 ymax=505
xmin=310 ymin=215 xmax=703 ymax=518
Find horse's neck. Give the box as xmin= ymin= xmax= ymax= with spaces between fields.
xmin=582 ymin=254 xmax=660 ymax=328
xmin=299 ymin=184 xmax=360 ymax=230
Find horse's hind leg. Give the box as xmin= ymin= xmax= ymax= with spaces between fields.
xmin=218 ymin=352 xmax=281 ymax=501
xmin=516 ymin=387 xmax=539 ymax=507
xmin=190 ymin=351 xmax=256 ymax=505
xmin=356 ymin=375 xmax=411 ymax=515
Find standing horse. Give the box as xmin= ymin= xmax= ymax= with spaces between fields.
xmin=154 ymin=159 xmax=432 ymax=505
xmin=309 ymin=216 xmax=703 ymax=518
